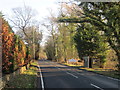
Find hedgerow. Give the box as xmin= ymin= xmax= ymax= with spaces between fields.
xmin=1 ymin=17 xmax=31 ymax=74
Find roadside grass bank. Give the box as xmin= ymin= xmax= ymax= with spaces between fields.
xmin=62 ymin=63 xmax=82 ymax=68
xmin=80 ymin=68 xmax=120 ymax=79
xmin=61 ymin=63 xmax=120 ymax=80
xmin=4 ymin=60 xmax=38 ymax=89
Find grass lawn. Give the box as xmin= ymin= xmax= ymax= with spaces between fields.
xmin=4 ymin=60 xmax=38 ymax=88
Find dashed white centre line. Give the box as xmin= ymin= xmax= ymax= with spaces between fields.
xmin=38 ymin=62 xmax=45 ymax=90
xmin=91 ymin=83 xmax=104 ymax=90
xmin=66 ymin=72 xmax=78 ymax=78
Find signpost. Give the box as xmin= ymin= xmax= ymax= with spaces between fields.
xmin=83 ymin=56 xmax=93 ymax=68
xmin=83 ymin=56 xmax=89 ymax=68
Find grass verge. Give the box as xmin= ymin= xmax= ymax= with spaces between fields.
xmin=80 ymin=68 xmax=120 ymax=79
xmin=62 ymin=63 xmax=82 ymax=68
xmin=4 ymin=60 xmax=38 ymax=88
xmin=62 ymin=63 xmax=120 ymax=80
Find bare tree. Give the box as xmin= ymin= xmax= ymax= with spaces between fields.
xmin=10 ymin=6 xmax=37 ymax=38
xmin=16 ymin=25 xmax=43 ymax=59
xmin=10 ymin=6 xmax=43 ymax=60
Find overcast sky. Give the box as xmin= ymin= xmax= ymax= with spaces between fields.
xmin=0 ymin=0 xmax=70 ymax=45
xmin=0 ymin=0 xmax=61 ymax=21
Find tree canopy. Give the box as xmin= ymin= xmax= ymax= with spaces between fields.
xmin=58 ymin=2 xmax=120 ymax=69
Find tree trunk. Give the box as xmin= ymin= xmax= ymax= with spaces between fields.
xmin=89 ymin=57 xmax=92 ymax=68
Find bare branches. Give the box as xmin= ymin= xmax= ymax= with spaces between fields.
xmin=10 ymin=6 xmax=37 ymax=39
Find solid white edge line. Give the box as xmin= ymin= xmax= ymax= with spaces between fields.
xmin=107 ymin=77 xmax=120 ymax=81
xmin=66 ymin=72 xmax=78 ymax=78
xmin=57 ymin=67 xmax=61 ymax=69
xmin=38 ymin=62 xmax=45 ymax=90
xmin=91 ymin=83 xmax=104 ymax=90
xmin=98 ymin=74 xmax=120 ymax=82
xmin=75 ymin=70 xmax=120 ymax=82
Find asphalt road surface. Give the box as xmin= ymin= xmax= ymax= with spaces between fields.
xmin=37 ymin=60 xmax=120 ymax=90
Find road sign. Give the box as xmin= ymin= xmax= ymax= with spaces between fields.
xmin=83 ymin=56 xmax=89 ymax=68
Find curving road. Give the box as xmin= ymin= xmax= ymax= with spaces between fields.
xmin=37 ymin=60 xmax=120 ymax=90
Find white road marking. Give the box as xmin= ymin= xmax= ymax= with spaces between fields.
xmin=107 ymin=77 xmax=120 ymax=81
xmin=91 ymin=83 xmax=104 ymax=90
xmin=58 ymin=68 xmax=61 ymax=69
xmin=38 ymin=62 xmax=45 ymax=90
xmin=98 ymin=74 xmax=120 ymax=81
xmin=66 ymin=72 xmax=78 ymax=78
xmin=76 ymin=70 xmax=120 ymax=82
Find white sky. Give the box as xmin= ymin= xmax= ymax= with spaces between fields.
xmin=0 ymin=0 xmax=70 ymax=45
xmin=0 ymin=0 xmax=59 ymax=18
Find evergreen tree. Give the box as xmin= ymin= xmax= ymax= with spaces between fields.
xmin=74 ymin=23 xmax=108 ymax=68
xmin=58 ymin=2 xmax=120 ymax=69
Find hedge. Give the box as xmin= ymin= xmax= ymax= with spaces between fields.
xmin=1 ymin=17 xmax=31 ymax=74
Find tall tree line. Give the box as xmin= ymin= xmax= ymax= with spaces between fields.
xmin=9 ymin=6 xmax=43 ymax=60
xmin=44 ymin=6 xmax=79 ymax=62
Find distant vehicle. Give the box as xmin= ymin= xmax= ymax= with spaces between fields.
xmin=68 ymin=59 xmax=77 ymax=62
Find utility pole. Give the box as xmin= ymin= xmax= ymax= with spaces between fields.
xmin=32 ymin=26 xmax=35 ymax=60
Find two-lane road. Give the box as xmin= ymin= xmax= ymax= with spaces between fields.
xmin=37 ymin=60 xmax=120 ymax=90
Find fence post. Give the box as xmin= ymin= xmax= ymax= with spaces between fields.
xmin=0 ymin=17 xmax=3 ymax=89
